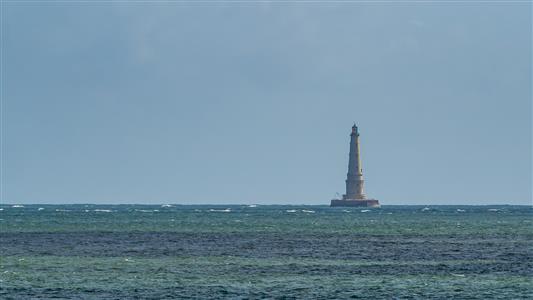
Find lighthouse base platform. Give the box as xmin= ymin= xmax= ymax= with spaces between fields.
xmin=330 ymin=199 xmax=380 ymax=208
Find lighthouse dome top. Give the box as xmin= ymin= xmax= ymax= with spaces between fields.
xmin=351 ymin=123 xmax=359 ymax=135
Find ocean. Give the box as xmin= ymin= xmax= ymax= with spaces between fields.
xmin=0 ymin=204 xmax=531 ymax=299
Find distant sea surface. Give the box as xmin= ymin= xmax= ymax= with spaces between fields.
xmin=1 ymin=204 xmax=532 ymax=299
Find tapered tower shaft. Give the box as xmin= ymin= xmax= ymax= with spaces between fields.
xmin=343 ymin=124 xmax=366 ymax=200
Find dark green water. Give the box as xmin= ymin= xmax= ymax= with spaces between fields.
xmin=1 ymin=204 xmax=532 ymax=299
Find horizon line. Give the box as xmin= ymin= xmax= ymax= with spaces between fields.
xmin=2 ymin=203 xmax=532 ymax=206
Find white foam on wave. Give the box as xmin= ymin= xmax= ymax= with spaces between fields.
xmin=0 ymin=208 xmax=4 ymax=211
xmin=456 ymin=209 xmax=466 ymax=212
xmin=94 ymin=209 xmax=112 ymax=212
xmin=286 ymin=209 xmax=297 ymax=213
xmin=247 ymin=204 xmax=258 ymax=208
xmin=421 ymin=207 xmax=430 ymax=211
xmin=209 ymin=208 xmax=231 ymax=212
xmin=360 ymin=209 xmax=371 ymax=213
xmin=12 ymin=205 xmax=24 ymax=208
xmin=161 ymin=204 xmax=172 ymax=208
xmin=135 ymin=209 xmax=154 ymax=213
xmin=488 ymin=209 xmax=500 ymax=212
xmin=302 ymin=210 xmax=315 ymax=213
xmin=55 ymin=209 xmax=71 ymax=212
xmin=342 ymin=210 xmax=350 ymax=213
xmin=38 ymin=208 xmax=45 ymax=211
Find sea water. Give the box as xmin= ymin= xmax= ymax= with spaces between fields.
xmin=1 ymin=204 xmax=532 ymax=299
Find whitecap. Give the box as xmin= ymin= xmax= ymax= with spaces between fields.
xmin=488 ymin=209 xmax=500 ymax=212
xmin=360 ymin=209 xmax=371 ymax=213
xmin=342 ymin=210 xmax=350 ymax=213
xmin=55 ymin=209 xmax=71 ymax=212
xmin=12 ymin=205 xmax=24 ymax=208
xmin=421 ymin=207 xmax=430 ymax=211
xmin=135 ymin=209 xmax=153 ymax=213
xmin=286 ymin=209 xmax=297 ymax=213
xmin=38 ymin=208 xmax=45 ymax=211
xmin=247 ymin=204 xmax=258 ymax=208
xmin=451 ymin=273 xmax=465 ymax=277
xmin=456 ymin=209 xmax=466 ymax=212
xmin=161 ymin=204 xmax=172 ymax=208
xmin=209 ymin=208 xmax=231 ymax=212
xmin=94 ymin=209 xmax=112 ymax=213
xmin=0 ymin=208 xmax=4 ymax=211
xmin=302 ymin=210 xmax=315 ymax=213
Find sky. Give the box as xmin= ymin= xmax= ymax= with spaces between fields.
xmin=2 ymin=2 xmax=531 ymax=205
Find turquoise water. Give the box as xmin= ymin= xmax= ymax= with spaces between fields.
xmin=1 ymin=205 xmax=532 ymax=299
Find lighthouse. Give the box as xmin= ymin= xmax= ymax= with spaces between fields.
xmin=330 ymin=124 xmax=380 ymax=207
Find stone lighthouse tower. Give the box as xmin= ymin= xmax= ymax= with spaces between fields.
xmin=331 ymin=124 xmax=380 ymax=207
xmin=344 ymin=124 xmax=366 ymax=200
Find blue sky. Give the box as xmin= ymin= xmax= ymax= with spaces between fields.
xmin=3 ymin=2 xmax=531 ymax=205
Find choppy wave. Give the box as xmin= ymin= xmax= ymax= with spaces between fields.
xmin=135 ymin=209 xmax=157 ymax=213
